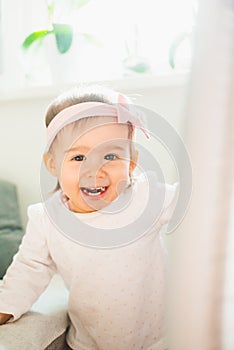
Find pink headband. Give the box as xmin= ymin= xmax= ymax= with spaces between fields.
xmin=46 ymin=99 xmax=149 ymax=147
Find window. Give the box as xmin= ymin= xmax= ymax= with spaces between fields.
xmin=0 ymin=0 xmax=197 ymax=88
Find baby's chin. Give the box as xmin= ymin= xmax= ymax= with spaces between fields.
xmin=65 ymin=192 xmax=110 ymax=213
xmin=79 ymin=191 xmax=116 ymax=212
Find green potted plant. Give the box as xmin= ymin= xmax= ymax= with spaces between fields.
xmin=21 ymin=0 xmax=101 ymax=84
xmin=122 ymin=25 xmax=151 ymax=76
xmin=168 ymin=29 xmax=194 ymax=70
xmin=22 ymin=0 xmax=95 ymax=54
xmin=169 ymin=2 xmax=198 ymax=70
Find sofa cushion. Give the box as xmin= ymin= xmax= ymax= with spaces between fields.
xmin=0 ymin=274 xmax=69 ymax=350
xmin=0 ymin=179 xmax=23 ymax=278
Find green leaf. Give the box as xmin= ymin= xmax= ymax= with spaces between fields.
xmin=22 ymin=30 xmax=52 ymax=50
xmin=54 ymin=0 xmax=91 ymax=13
xmin=169 ymin=32 xmax=190 ymax=69
xmin=47 ymin=1 xmax=55 ymax=21
xmin=72 ymin=0 xmax=92 ymax=10
xmin=129 ymin=62 xmax=150 ymax=74
xmin=53 ymin=23 xmax=73 ymax=54
xmin=80 ymin=33 xmax=102 ymax=47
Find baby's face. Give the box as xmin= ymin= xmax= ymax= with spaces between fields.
xmin=46 ymin=118 xmax=137 ymax=213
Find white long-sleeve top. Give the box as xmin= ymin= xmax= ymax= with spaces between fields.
xmin=0 ymin=173 xmax=178 ymax=350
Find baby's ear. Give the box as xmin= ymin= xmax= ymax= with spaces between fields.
xmin=130 ymin=150 xmax=138 ymax=173
xmin=43 ymin=152 xmax=57 ymax=176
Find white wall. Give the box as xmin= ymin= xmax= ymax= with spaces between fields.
xmin=0 ymin=78 xmax=189 ymax=226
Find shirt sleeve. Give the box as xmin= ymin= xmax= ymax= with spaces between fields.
xmin=159 ymin=182 xmax=179 ymax=225
xmin=0 ymin=203 xmax=56 ymax=322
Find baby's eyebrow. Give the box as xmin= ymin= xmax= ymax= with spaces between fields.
xmin=65 ymin=146 xmax=89 ymax=153
xmin=104 ymin=145 xmax=126 ymax=151
xmin=65 ymin=145 xmax=127 ymax=153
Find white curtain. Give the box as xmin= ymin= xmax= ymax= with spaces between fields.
xmin=167 ymin=0 xmax=234 ymax=349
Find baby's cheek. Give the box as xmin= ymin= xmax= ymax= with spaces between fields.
xmin=115 ymin=179 xmax=129 ymax=195
xmin=114 ymin=168 xmax=130 ymax=194
xmin=60 ymin=165 xmax=79 ymax=185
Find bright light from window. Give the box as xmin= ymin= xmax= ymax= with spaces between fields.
xmin=0 ymin=0 xmax=198 ymax=88
xmin=67 ymin=0 xmax=197 ymax=78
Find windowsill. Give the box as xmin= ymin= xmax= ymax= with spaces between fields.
xmin=0 ymin=71 xmax=190 ymax=102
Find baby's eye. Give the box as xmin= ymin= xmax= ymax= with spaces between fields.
xmin=104 ymin=154 xmax=119 ymax=161
xmin=72 ymin=155 xmax=86 ymax=161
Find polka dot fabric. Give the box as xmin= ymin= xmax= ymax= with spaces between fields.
xmin=0 ymin=175 xmax=177 ymax=350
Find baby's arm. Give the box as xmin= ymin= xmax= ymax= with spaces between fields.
xmin=0 ymin=204 xmax=56 ymax=322
xmin=0 ymin=312 xmax=13 ymax=325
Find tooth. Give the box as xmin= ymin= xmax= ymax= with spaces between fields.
xmin=88 ymin=191 xmax=99 ymax=196
xmin=81 ymin=186 xmax=107 ymax=196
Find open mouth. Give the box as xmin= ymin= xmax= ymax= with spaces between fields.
xmin=80 ymin=186 xmax=108 ymax=197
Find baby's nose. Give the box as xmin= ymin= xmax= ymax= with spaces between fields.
xmin=79 ymin=157 xmax=106 ymax=179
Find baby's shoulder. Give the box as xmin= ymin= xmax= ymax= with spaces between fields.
xmin=135 ymin=171 xmax=178 ymax=207
xmin=135 ymin=172 xmax=178 ymax=224
xmin=27 ymin=202 xmax=46 ymax=221
xmin=163 ymin=182 xmax=179 ymax=210
xmin=26 ymin=191 xmax=62 ymax=228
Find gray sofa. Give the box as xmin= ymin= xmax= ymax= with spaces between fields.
xmin=0 ymin=179 xmax=69 ymax=350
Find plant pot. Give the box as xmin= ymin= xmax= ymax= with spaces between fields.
xmin=44 ymin=33 xmax=82 ymax=85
